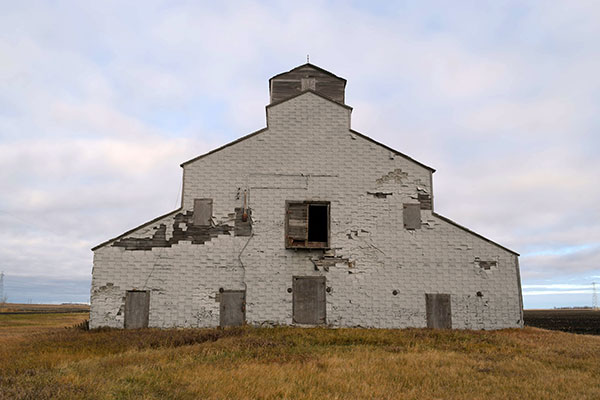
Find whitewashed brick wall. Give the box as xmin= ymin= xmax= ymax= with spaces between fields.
xmin=90 ymin=92 xmax=523 ymax=330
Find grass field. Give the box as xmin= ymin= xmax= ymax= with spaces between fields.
xmin=0 ymin=303 xmax=90 ymax=314
xmin=1 ymin=310 xmax=600 ymax=399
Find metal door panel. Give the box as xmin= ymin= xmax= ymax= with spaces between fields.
xmin=220 ymin=290 xmax=245 ymax=327
xmin=426 ymin=293 xmax=452 ymax=329
xmin=293 ymin=276 xmax=326 ymax=324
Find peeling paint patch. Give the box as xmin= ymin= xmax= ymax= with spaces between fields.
xmin=367 ymin=191 xmax=393 ymax=198
xmin=376 ymin=168 xmax=408 ymax=185
xmin=477 ymin=260 xmax=498 ymax=270
xmin=112 ymin=211 xmax=232 ymax=250
xmin=311 ymin=254 xmax=351 ymax=271
xmin=454 ymin=244 xmax=472 ymax=251
xmin=347 ymin=229 xmax=370 ymax=238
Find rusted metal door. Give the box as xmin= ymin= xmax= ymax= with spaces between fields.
xmin=124 ymin=290 xmax=150 ymax=329
xmin=220 ymin=290 xmax=245 ymax=327
xmin=293 ymin=276 xmax=326 ymax=324
xmin=426 ymin=293 xmax=452 ymax=329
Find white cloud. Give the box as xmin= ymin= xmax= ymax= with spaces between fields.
xmin=522 ymin=284 xmax=593 ymax=290
xmin=523 ymin=290 xmax=591 ymax=296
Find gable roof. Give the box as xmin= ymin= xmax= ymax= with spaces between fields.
xmin=433 ymin=212 xmax=519 ymax=256
xmin=180 ymin=90 xmax=435 ymax=171
xmin=268 ymin=88 xmax=353 ymax=110
xmin=91 ymin=208 xmax=181 ymax=251
xmin=269 ymin=63 xmax=347 ymax=85
xmin=349 ymin=128 xmax=435 ymax=172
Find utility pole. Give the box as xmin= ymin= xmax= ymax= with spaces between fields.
xmin=593 ymin=282 xmax=598 ymax=310
xmin=0 ymin=271 xmax=5 ymax=303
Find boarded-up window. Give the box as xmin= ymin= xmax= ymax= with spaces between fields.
xmin=124 ymin=290 xmax=150 ymax=329
xmin=293 ymin=276 xmax=326 ymax=324
xmin=234 ymin=208 xmax=252 ymax=236
xmin=418 ymin=193 xmax=432 ymax=210
xmin=425 ymin=293 xmax=452 ymax=329
xmin=301 ymin=77 xmax=316 ymax=91
xmin=285 ymin=201 xmax=330 ymax=249
xmin=403 ymin=203 xmax=421 ymax=230
xmin=193 ymin=198 xmax=212 ymax=226
xmin=270 ymin=79 xmax=301 ymax=103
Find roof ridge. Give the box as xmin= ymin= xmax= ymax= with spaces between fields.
xmin=269 ymin=63 xmax=347 ymax=83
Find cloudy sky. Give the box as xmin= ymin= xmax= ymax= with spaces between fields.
xmin=1 ymin=1 xmax=598 ymax=308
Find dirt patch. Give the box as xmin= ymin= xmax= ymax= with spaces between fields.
xmin=524 ymin=309 xmax=600 ymax=335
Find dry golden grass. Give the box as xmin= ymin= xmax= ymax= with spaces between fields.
xmin=1 ymin=313 xmax=599 ymax=399
xmin=0 ymin=312 xmax=89 ymax=339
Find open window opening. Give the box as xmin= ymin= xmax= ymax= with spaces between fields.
xmin=308 ymin=204 xmax=328 ymax=242
xmin=286 ymin=201 xmax=330 ymax=249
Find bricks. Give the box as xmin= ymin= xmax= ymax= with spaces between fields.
xmin=90 ymin=91 xmax=522 ymax=330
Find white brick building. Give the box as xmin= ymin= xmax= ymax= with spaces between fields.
xmin=90 ymin=64 xmax=523 ymax=330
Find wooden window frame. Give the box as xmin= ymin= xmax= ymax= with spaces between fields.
xmin=285 ymin=200 xmax=330 ymax=249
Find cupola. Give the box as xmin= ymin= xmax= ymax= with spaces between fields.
xmin=269 ymin=63 xmax=347 ymax=105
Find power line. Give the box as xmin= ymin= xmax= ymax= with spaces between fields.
xmin=593 ymin=282 xmax=598 ymax=310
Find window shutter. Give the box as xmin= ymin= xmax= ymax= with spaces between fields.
xmin=193 ymin=199 xmax=213 ymax=226
xmin=403 ymin=203 xmax=421 ymax=230
xmin=286 ymin=202 xmax=308 ymax=247
xmin=418 ymin=193 xmax=432 ymax=210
